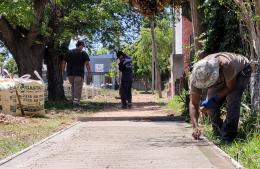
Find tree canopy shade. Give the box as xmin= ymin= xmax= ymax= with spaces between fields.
xmin=0 ymin=0 xmax=48 ymax=77
xmin=127 ymin=0 xmax=182 ymax=16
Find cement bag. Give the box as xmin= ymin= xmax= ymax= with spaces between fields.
xmin=14 ymin=71 xmax=45 ymax=114
xmin=63 ymin=80 xmax=72 ymax=100
xmin=63 ymin=81 xmax=89 ymax=100
xmin=44 ymin=83 xmax=48 ymax=101
xmin=86 ymin=85 xmax=93 ymax=99
xmin=0 ymin=78 xmax=17 ymax=114
xmin=81 ymin=84 xmax=88 ymax=100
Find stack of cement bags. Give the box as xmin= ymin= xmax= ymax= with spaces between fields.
xmin=0 ymin=71 xmax=45 ymax=115
xmin=0 ymin=78 xmax=17 ymax=114
xmin=63 ymin=81 xmax=101 ymax=100
xmin=63 ymin=81 xmax=72 ymax=100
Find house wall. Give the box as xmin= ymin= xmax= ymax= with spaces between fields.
xmin=169 ymin=15 xmax=193 ymax=98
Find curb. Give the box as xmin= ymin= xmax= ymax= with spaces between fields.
xmin=0 ymin=121 xmax=80 ymax=166
xmin=201 ymin=136 xmax=244 ymax=169
xmin=78 ymin=116 xmax=185 ymax=122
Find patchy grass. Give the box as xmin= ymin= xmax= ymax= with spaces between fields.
xmin=203 ymin=123 xmax=260 ymax=169
xmin=222 ymin=133 xmax=260 ymax=169
xmin=45 ymin=100 xmax=105 ymax=112
xmin=167 ymin=96 xmax=184 ymax=116
xmin=0 ymin=114 xmax=76 ymax=160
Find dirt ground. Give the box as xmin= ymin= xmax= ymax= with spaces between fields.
xmin=87 ymin=91 xmax=173 ymax=117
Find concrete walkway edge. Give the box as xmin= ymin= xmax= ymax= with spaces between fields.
xmin=78 ymin=116 xmax=185 ymax=122
xmin=0 ymin=121 xmax=80 ymax=166
xmin=201 ymin=136 xmax=244 ymax=169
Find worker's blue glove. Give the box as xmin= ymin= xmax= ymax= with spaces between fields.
xmin=201 ymin=95 xmax=220 ymax=108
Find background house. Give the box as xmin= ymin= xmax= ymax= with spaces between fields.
xmin=89 ymin=53 xmax=117 ymax=88
xmin=170 ymin=12 xmax=193 ymax=97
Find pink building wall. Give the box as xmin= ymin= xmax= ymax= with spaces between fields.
xmin=182 ymin=16 xmax=193 ymax=74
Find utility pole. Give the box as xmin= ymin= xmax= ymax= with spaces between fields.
xmin=152 ymin=56 xmax=155 ymax=94
xmin=170 ymin=7 xmax=176 ymax=97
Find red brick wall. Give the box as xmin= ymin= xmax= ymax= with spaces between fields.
xmin=182 ymin=16 xmax=193 ymax=74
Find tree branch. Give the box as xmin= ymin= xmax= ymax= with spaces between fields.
xmin=27 ymin=0 xmax=49 ymax=45
xmin=0 ymin=16 xmax=17 ymax=54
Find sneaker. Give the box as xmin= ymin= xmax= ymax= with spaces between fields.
xmin=127 ymin=103 xmax=132 ymax=109
xmin=121 ymin=105 xmax=127 ymax=109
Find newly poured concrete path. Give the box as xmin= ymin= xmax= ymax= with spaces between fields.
xmin=0 ymin=121 xmax=237 ymax=169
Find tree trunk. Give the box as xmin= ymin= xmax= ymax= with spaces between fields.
xmin=252 ymin=0 xmax=260 ymax=114
xmin=170 ymin=7 xmax=176 ymax=98
xmin=150 ymin=16 xmax=162 ymax=98
xmin=233 ymin=0 xmax=260 ymax=114
xmin=189 ymin=0 xmax=204 ymax=58
xmin=14 ymin=43 xmax=44 ymax=78
xmin=145 ymin=78 xmax=148 ymax=93
xmin=251 ymin=67 xmax=260 ymax=114
xmin=45 ymin=45 xmax=66 ymax=102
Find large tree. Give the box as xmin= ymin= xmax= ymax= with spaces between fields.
xmin=0 ymin=0 xmax=48 ymax=78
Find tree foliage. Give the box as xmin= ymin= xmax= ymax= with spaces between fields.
xmin=0 ymin=54 xmax=4 ymax=67
xmin=0 ymin=0 xmax=34 ymax=29
xmin=124 ymin=18 xmax=172 ymax=80
xmin=128 ymin=0 xmax=182 ymax=16
xmin=201 ymin=0 xmax=244 ymax=55
xmin=4 ymin=58 xmax=17 ymax=74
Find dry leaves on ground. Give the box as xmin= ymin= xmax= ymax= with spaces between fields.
xmin=0 ymin=113 xmax=28 ymax=124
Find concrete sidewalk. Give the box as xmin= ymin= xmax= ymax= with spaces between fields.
xmin=0 ymin=121 xmax=238 ymax=169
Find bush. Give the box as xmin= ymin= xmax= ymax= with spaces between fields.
xmin=167 ymin=89 xmax=190 ymax=121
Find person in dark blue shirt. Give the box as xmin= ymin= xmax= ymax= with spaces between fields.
xmin=117 ymin=51 xmax=133 ymax=109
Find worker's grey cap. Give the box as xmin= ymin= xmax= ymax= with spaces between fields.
xmin=190 ymin=58 xmax=219 ymax=89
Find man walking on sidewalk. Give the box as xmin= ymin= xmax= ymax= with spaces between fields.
xmin=189 ymin=52 xmax=251 ymax=144
xmin=117 ymin=51 xmax=133 ymax=109
xmin=62 ymin=40 xmax=91 ymax=105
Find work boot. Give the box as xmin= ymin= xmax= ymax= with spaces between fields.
xmin=127 ymin=103 xmax=132 ymax=109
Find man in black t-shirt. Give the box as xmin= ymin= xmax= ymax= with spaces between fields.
xmin=62 ymin=40 xmax=91 ymax=105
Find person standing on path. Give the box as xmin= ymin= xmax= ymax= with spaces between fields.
xmin=117 ymin=51 xmax=133 ymax=109
xmin=189 ymin=52 xmax=251 ymax=144
xmin=62 ymin=40 xmax=91 ymax=105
